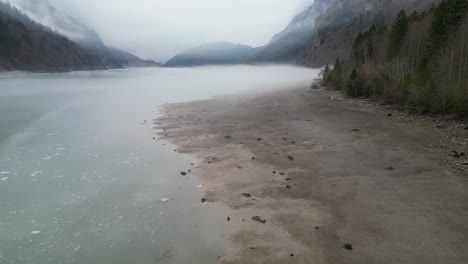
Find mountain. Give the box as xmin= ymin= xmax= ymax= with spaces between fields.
xmin=9 ymin=0 xmax=103 ymax=47
xmin=164 ymin=42 xmax=258 ymax=67
xmin=164 ymin=1 xmax=331 ymax=67
xmin=0 ymin=1 xmax=108 ymax=71
xmin=255 ymin=0 xmax=333 ymax=63
xmin=8 ymin=0 xmax=157 ymax=67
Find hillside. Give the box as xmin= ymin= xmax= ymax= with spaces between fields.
xmin=164 ymin=42 xmax=258 ymax=67
xmin=11 ymin=0 xmax=104 ymax=47
xmin=255 ymin=0 xmax=332 ymax=63
xmin=323 ymin=0 xmax=468 ymax=113
xmin=9 ymin=0 xmax=152 ymax=67
xmin=0 ymin=1 xmax=108 ymax=71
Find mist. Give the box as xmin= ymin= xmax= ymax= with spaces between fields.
xmin=6 ymin=0 xmax=313 ymax=61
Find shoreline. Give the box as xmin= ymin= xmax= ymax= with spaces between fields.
xmin=155 ymin=86 xmax=468 ymax=263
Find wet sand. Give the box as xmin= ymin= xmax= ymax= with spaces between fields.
xmin=155 ymin=86 xmax=468 ymax=264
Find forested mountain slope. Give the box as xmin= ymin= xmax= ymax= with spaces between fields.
xmin=297 ymin=0 xmax=442 ymax=67
xmin=0 ymin=2 xmax=108 ymax=71
xmin=323 ymin=0 xmax=468 ymax=113
xmin=8 ymin=0 xmax=152 ymax=68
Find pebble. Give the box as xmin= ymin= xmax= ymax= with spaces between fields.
xmin=252 ymin=216 xmax=266 ymax=224
xmin=451 ymin=151 xmax=465 ymax=158
xmin=343 ymin=243 xmax=353 ymax=250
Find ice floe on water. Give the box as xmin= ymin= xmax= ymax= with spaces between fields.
xmin=43 ymin=153 xmax=61 ymax=160
xmin=1 ymin=177 xmax=8 ymax=181
xmin=160 ymin=198 xmax=172 ymax=202
xmin=31 ymin=230 xmax=40 ymax=235
xmin=30 ymin=171 xmax=43 ymax=177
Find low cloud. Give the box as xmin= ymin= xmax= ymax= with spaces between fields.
xmin=33 ymin=0 xmax=313 ymax=61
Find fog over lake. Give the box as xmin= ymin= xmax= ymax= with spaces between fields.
xmin=0 ymin=65 xmax=318 ymax=264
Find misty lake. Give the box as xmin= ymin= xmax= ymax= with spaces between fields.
xmin=0 ymin=65 xmax=317 ymax=264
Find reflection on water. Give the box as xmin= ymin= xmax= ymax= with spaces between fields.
xmin=0 ymin=65 xmax=318 ymax=264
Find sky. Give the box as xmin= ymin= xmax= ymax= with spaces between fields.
xmin=41 ymin=0 xmax=313 ymax=61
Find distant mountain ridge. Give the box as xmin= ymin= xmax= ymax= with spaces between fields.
xmin=164 ymin=1 xmax=330 ymax=67
xmin=164 ymin=42 xmax=259 ymax=67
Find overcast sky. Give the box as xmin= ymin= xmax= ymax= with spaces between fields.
xmin=40 ymin=0 xmax=312 ymax=61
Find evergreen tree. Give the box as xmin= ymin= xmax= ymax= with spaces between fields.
xmin=347 ymin=69 xmax=362 ymax=97
xmin=323 ymin=64 xmax=331 ymax=84
xmin=426 ymin=0 xmax=468 ymax=56
xmin=387 ymin=10 xmax=409 ymax=60
xmin=331 ymin=57 xmax=344 ymax=90
xmin=409 ymin=11 xmax=419 ymax=22
xmin=417 ymin=0 xmax=468 ymax=111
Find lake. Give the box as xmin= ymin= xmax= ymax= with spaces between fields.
xmin=0 ymin=65 xmax=317 ymax=264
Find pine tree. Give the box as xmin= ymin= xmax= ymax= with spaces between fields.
xmin=331 ymin=57 xmax=344 ymax=90
xmin=347 ymin=69 xmax=362 ymax=97
xmin=387 ymin=10 xmax=409 ymax=60
xmin=426 ymin=0 xmax=468 ymax=56
xmin=323 ymin=64 xmax=331 ymax=84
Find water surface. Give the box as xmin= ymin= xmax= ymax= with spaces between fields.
xmin=0 ymin=65 xmax=317 ymax=264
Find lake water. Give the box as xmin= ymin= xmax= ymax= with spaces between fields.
xmin=0 ymin=65 xmax=318 ymax=264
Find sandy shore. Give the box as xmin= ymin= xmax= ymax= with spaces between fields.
xmin=155 ymin=86 xmax=468 ymax=264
